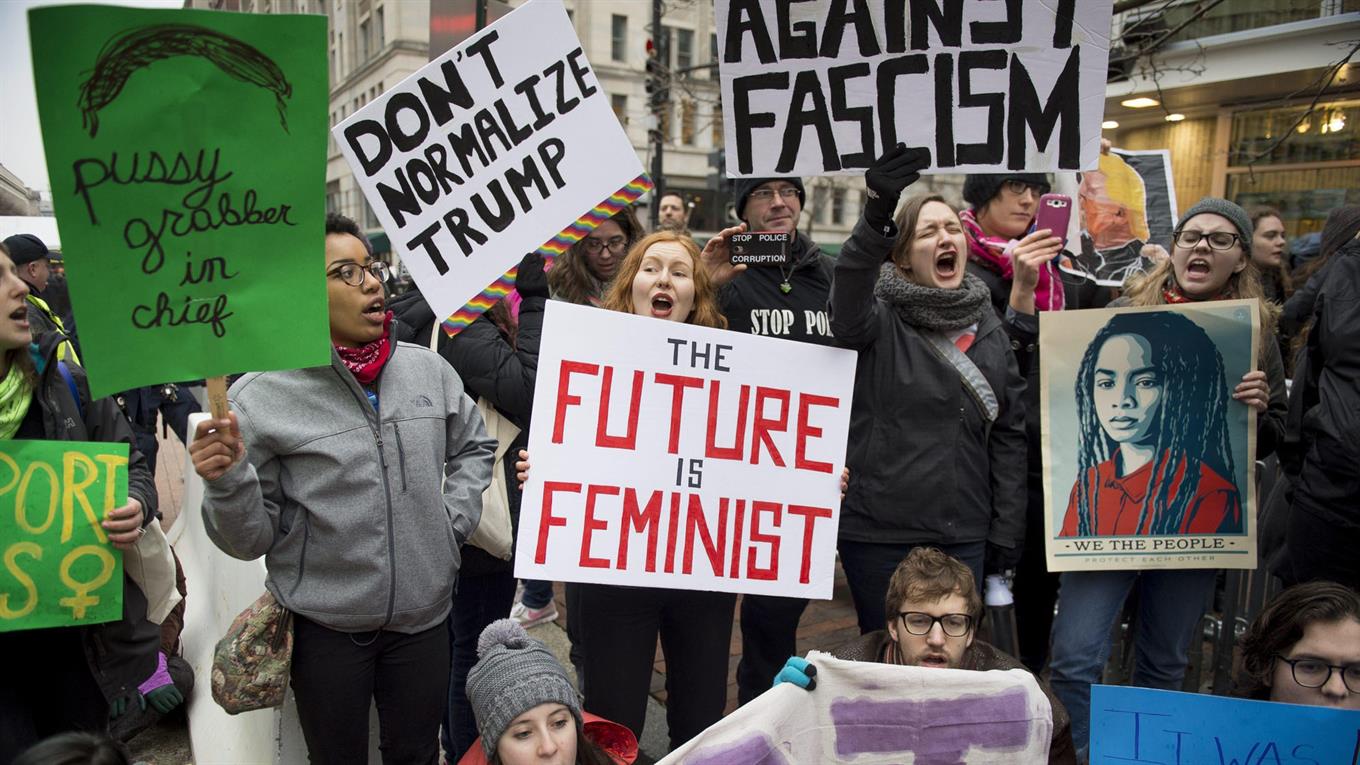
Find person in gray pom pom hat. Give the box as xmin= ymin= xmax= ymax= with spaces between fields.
xmin=460 ymin=619 xmax=636 ymax=765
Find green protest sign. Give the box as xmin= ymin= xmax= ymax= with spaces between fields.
xmin=0 ymin=440 xmax=129 ymax=632
xmin=29 ymin=6 xmax=331 ymax=398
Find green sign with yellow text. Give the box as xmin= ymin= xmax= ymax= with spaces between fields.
xmin=0 ymin=440 xmax=129 ymax=632
xmin=29 ymin=6 xmax=331 ymax=398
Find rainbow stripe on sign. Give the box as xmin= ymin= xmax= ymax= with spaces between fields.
xmin=439 ymin=174 xmax=654 ymax=337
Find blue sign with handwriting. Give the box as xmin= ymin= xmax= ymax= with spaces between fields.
xmin=1091 ymin=685 xmax=1360 ymax=764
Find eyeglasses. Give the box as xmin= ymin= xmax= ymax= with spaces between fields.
xmin=1275 ymin=655 xmax=1360 ymax=693
xmin=328 ymin=261 xmax=390 ymax=287
xmin=897 ymin=612 xmax=973 ymax=637
xmin=748 ymin=187 xmax=800 ymax=202
xmin=1002 ymin=180 xmax=1048 ymax=197
xmin=1174 ymin=230 xmax=1242 ymax=251
xmin=582 ymin=236 xmax=628 ymax=254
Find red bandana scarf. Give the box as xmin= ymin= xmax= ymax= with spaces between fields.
xmin=1162 ymin=280 xmax=1233 ymax=304
xmin=335 ymin=311 xmax=394 ymax=385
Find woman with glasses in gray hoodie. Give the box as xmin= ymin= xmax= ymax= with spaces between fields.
xmin=191 ymin=214 xmax=496 ymax=763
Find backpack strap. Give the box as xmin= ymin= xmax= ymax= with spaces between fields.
xmin=57 ymin=361 xmax=85 ymax=420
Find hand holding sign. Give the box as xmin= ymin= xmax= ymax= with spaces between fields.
xmin=190 ymin=413 xmax=246 ymax=482
xmin=101 ymin=498 xmax=145 ymax=551
xmin=700 ymin=223 xmax=750 ymax=287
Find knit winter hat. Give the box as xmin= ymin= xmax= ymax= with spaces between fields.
xmin=2 ymin=234 xmax=51 ymax=266
xmin=734 ymin=177 xmax=806 ymax=222
xmin=1318 ymin=204 xmax=1360 ymax=260
xmin=961 ymin=173 xmax=1051 ymax=210
xmin=1176 ymin=198 xmax=1253 ymax=251
xmin=466 ymin=619 xmax=581 ymax=756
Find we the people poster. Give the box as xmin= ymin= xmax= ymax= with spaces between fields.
xmin=1041 ymin=301 xmax=1259 ymax=571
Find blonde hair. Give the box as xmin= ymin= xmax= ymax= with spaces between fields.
xmin=600 ymin=232 xmax=727 ymax=329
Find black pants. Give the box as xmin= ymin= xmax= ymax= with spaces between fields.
xmin=735 ymin=594 xmax=809 ymax=705
xmin=290 ymin=615 xmax=449 ymax=764
xmin=443 ymin=571 xmax=516 ymax=761
xmin=1013 ymin=475 xmax=1061 ymax=672
xmin=0 ymin=626 xmax=108 ymax=763
xmin=576 ymin=584 xmax=735 ymax=751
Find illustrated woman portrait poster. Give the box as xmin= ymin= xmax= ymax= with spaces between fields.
xmin=1041 ymin=300 xmax=1259 ymax=571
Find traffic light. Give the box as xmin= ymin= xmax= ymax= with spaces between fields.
xmin=645 ymin=43 xmax=669 ymax=111
xmin=706 ymin=148 xmax=731 ymax=194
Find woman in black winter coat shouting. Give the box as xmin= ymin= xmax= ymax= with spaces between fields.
xmin=829 ymin=146 xmax=1029 ymax=634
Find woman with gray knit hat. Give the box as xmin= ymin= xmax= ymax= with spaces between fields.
xmin=460 ymin=619 xmax=636 ymax=765
xmin=1046 ymin=196 xmax=1288 ymax=757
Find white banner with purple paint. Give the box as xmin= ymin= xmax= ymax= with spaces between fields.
xmin=658 ymin=652 xmax=1052 ymax=763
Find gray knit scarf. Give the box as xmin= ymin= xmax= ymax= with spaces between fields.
xmin=873 ymin=264 xmax=991 ymax=331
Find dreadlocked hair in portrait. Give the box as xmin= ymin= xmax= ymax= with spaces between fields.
xmin=1071 ymin=311 xmax=1239 ymax=537
xmin=547 ymin=206 xmax=643 ymax=306
xmin=600 ymin=231 xmax=727 ymax=329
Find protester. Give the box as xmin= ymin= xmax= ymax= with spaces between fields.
xmin=391 ymin=251 xmax=548 ymax=761
xmin=959 ymin=171 xmax=1069 ymax=672
xmin=1282 ymin=205 xmax=1360 ymax=337
xmin=460 ymin=619 xmax=637 ymax=765
xmin=1047 ymin=197 xmax=1288 ymax=756
xmin=702 ymin=177 xmax=834 ymax=342
xmin=655 ymin=191 xmax=690 ymax=235
xmin=697 ymin=173 xmax=839 ymax=703
xmin=1279 ymin=233 xmax=1360 ymax=589
xmin=0 ymin=240 xmax=166 ymax=762
xmin=12 ymin=732 xmax=132 ymax=765
xmin=1249 ymin=207 xmax=1290 ymax=305
xmin=1 ymin=233 xmax=79 ymax=363
xmin=191 ymin=213 xmax=496 ymax=762
xmin=1236 ymin=581 xmax=1360 ymax=709
xmin=518 ymin=231 xmax=734 ymax=750
xmin=829 ymin=146 xmax=1027 ymax=636
xmin=773 ymin=547 xmax=1075 ymax=764
xmin=547 ymin=207 xmax=644 ymax=306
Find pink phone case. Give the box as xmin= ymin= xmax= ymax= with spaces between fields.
xmin=1034 ymin=193 xmax=1071 ymax=257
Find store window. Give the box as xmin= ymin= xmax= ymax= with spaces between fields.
xmin=1225 ymin=99 xmax=1360 ymax=236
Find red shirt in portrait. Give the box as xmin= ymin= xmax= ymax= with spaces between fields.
xmin=1061 ymin=452 xmax=1240 ymax=537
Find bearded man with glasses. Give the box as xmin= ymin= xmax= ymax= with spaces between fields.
xmin=773 ymin=547 xmax=1076 ymax=764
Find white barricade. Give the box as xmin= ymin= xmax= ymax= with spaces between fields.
xmin=174 ymin=412 xmax=381 ymax=763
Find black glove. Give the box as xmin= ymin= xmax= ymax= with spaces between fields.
xmin=515 ymin=251 xmax=549 ymax=299
xmin=863 ymin=144 xmax=933 ymax=237
xmin=985 ymin=541 xmax=1023 ymax=576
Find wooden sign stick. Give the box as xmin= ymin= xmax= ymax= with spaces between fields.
xmin=206 ymin=376 xmax=230 ymax=420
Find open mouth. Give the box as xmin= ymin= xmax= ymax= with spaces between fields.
xmin=935 ymin=249 xmax=960 ymax=279
xmin=7 ymin=306 xmax=28 ymax=327
xmin=918 ymin=654 xmax=951 ymax=668
xmin=650 ymin=293 xmax=674 ymax=318
xmin=1184 ymin=258 xmax=1213 ymax=278
xmin=362 ymin=298 xmax=386 ymax=323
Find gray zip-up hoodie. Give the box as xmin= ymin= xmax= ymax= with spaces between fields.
xmin=201 ymin=340 xmax=496 ymax=634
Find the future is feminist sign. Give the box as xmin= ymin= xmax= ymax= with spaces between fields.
xmin=516 ymin=302 xmax=857 ymax=599
xmin=715 ymin=0 xmax=1114 ymax=177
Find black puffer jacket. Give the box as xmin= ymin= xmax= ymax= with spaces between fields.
xmin=831 ymin=219 xmax=1027 ymax=549
xmin=391 ymin=289 xmax=543 ymax=575
xmin=3 ymin=333 xmax=161 ymax=709
xmin=1285 ymin=241 xmax=1360 ymax=569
